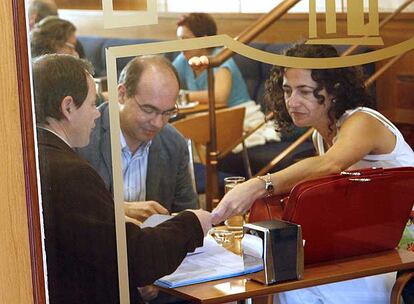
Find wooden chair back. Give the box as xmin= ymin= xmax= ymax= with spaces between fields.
xmin=173 ymin=107 xmax=246 ymax=165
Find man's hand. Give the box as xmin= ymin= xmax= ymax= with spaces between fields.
xmin=125 ymin=215 xmax=141 ymax=226
xmin=124 ymin=201 xmax=169 ymax=222
xmin=137 ymin=285 xmax=159 ymax=302
xmin=188 ymin=209 xmax=212 ymax=236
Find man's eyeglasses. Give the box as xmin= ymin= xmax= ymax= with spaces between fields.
xmin=134 ymin=97 xmax=179 ymax=120
xmin=64 ymin=42 xmax=79 ymax=57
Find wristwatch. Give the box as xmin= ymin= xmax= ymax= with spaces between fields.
xmin=257 ymin=173 xmax=275 ymax=196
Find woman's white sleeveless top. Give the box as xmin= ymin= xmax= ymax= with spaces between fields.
xmin=314 ymin=107 xmax=414 ymax=169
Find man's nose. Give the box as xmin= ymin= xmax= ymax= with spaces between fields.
xmin=150 ymin=113 xmax=165 ymax=129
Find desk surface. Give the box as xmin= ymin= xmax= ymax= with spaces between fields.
xmin=158 ymin=249 xmax=414 ymax=304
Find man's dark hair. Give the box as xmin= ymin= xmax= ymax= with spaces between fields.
xmin=265 ymin=43 xmax=373 ymax=133
xmin=33 ymin=54 xmax=94 ymax=124
xmin=28 ymin=0 xmax=58 ymax=24
xmin=176 ymin=13 xmax=217 ymax=37
xmin=30 ymin=16 xmax=76 ymax=57
xmin=118 ymin=55 xmax=180 ymax=98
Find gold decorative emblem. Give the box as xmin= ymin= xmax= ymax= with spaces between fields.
xmin=307 ymin=0 xmax=383 ymax=45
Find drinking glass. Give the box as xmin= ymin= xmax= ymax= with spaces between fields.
xmin=224 ymin=176 xmax=246 ymax=235
xmin=177 ymin=89 xmax=189 ymax=106
xmin=209 ymin=229 xmax=235 ymax=249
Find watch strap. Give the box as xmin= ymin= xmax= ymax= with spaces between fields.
xmin=257 ymin=173 xmax=275 ymax=196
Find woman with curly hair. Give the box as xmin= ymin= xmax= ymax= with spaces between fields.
xmin=210 ymin=43 xmax=414 ymax=303
xmin=213 ymin=42 xmax=413 ymax=221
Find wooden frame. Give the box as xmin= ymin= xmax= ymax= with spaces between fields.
xmin=12 ymin=0 xmax=46 ymax=303
xmin=8 ymin=0 xmax=414 ymax=303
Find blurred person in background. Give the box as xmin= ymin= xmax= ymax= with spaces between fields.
xmin=28 ymin=0 xmax=85 ymax=58
xmin=173 ymin=13 xmax=251 ymax=107
xmin=30 ymin=16 xmax=79 ymax=58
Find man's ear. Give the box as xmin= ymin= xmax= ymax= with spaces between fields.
xmin=60 ymin=96 xmax=75 ymax=120
xmin=118 ymin=84 xmax=128 ymax=105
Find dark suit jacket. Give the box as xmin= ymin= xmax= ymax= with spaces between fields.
xmin=77 ymin=103 xmax=198 ymax=212
xmin=37 ymin=128 xmax=203 ymax=304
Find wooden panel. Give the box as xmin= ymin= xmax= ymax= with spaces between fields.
xmin=60 ymin=11 xmax=414 ymax=43
xmin=396 ymin=74 xmax=414 ymax=109
xmin=0 ymin=1 xmax=34 ymax=303
xmin=375 ymin=13 xmax=414 ymax=148
xmin=56 ymin=0 xmax=147 ymax=10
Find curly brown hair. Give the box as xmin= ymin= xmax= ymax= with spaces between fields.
xmin=176 ymin=13 xmax=217 ymax=37
xmin=265 ymin=43 xmax=373 ymax=133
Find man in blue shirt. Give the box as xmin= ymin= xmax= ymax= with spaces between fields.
xmin=78 ymin=55 xmax=198 ymax=222
xmin=78 ymin=55 xmax=199 ymax=303
xmin=34 ymin=54 xmax=210 ymax=304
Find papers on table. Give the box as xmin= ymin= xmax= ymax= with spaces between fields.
xmin=141 ymin=214 xmax=205 ymax=256
xmin=140 ymin=214 xmax=173 ymax=228
xmin=155 ymin=234 xmax=263 ymax=288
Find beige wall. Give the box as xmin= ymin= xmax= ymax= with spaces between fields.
xmin=0 ymin=1 xmax=34 ymax=303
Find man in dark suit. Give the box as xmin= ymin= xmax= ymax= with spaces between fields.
xmin=78 ymin=55 xmax=198 ymax=222
xmin=33 ymin=54 xmax=211 ymax=304
xmin=77 ymin=55 xmax=199 ymax=303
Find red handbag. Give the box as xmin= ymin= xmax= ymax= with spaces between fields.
xmin=249 ymin=167 xmax=414 ymax=264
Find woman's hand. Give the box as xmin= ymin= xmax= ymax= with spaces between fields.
xmin=211 ymin=178 xmax=263 ymax=225
xmin=188 ymin=55 xmax=209 ymax=71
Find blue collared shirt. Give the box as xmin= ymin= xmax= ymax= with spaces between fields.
xmin=120 ymin=132 xmax=152 ymax=202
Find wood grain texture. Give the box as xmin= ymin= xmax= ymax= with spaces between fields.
xmin=12 ymin=0 xmax=46 ymax=302
xmin=60 ymin=11 xmax=414 ymax=43
xmin=0 ymin=1 xmax=34 ymax=303
xmin=56 ymin=0 xmax=147 ymax=10
xmin=159 ymin=249 xmax=414 ymax=304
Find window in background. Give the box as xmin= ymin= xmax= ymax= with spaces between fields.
xmin=158 ymin=0 xmax=413 ymax=13
xmin=160 ymin=0 xmax=311 ymax=13
xmin=239 ymin=0 xmax=344 ymax=13
xmin=161 ymin=0 xmax=240 ymax=13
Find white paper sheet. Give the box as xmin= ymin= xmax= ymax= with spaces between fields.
xmin=155 ymin=235 xmax=263 ymax=288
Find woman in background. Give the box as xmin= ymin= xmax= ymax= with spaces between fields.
xmin=30 ymin=16 xmax=79 ymax=58
xmin=30 ymin=16 xmax=108 ymax=104
xmin=173 ymin=13 xmax=251 ymax=107
xmin=211 ymin=43 xmax=414 ymax=304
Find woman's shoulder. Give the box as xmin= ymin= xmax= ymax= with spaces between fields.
xmin=339 ymin=107 xmax=397 ymax=130
xmin=172 ymin=53 xmax=187 ymax=66
xmin=338 ymin=107 xmax=379 ymax=126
